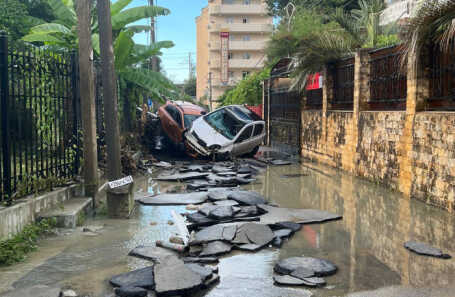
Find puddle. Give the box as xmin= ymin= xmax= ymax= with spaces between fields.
xmin=1 ymin=161 xmax=455 ymax=297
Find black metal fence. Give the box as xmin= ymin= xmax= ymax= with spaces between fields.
xmin=0 ymin=33 xmax=81 ymax=203
xmin=428 ymin=42 xmax=455 ymax=111
xmin=332 ymin=57 xmax=355 ymax=110
xmin=305 ymin=89 xmax=323 ymax=109
xmin=368 ymin=45 xmax=407 ymax=110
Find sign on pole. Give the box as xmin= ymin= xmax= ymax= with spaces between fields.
xmin=220 ymin=31 xmax=229 ymax=84
xmin=108 ymin=175 xmax=133 ymax=189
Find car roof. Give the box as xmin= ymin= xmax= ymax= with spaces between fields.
xmin=169 ymin=101 xmax=206 ymax=115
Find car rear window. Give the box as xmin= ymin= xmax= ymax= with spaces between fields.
xmin=228 ymin=106 xmax=261 ymax=122
xmin=253 ymin=124 xmax=264 ymax=136
xmin=184 ymin=114 xmax=199 ymax=128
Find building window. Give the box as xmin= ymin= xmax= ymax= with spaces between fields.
xmin=222 ymin=0 xmax=234 ymax=4
xmin=242 ymin=71 xmax=250 ymax=79
xmin=243 ymin=53 xmax=251 ymax=59
xmin=228 ymin=52 xmax=234 ymax=59
xmin=243 ymin=0 xmax=251 ymax=4
xmin=243 ymin=18 xmax=249 ymax=24
xmin=243 ymin=35 xmax=251 ymax=41
xmin=229 ymin=35 xmax=236 ymax=41
xmin=226 ymin=17 xmax=234 ymax=24
xmin=229 ymin=71 xmax=234 ymax=78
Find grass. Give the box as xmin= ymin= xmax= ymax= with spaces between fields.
xmin=0 ymin=218 xmax=57 ymax=266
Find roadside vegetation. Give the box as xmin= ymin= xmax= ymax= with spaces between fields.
xmin=265 ymin=0 xmax=400 ymax=90
xmin=218 ymin=67 xmax=270 ymax=107
xmin=0 ymin=218 xmax=56 ymax=266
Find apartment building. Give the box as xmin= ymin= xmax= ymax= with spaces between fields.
xmin=196 ymin=0 xmax=273 ymax=108
xmin=380 ymin=0 xmax=423 ymax=25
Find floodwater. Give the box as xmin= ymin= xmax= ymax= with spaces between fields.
xmin=1 ymin=159 xmax=455 ymax=297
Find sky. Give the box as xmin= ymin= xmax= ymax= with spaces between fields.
xmin=129 ymin=0 xmax=208 ymax=84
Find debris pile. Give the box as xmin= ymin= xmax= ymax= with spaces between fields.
xmin=108 ymin=157 xmax=345 ymax=296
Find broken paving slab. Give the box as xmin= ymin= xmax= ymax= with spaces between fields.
xmin=258 ymin=205 xmax=342 ymax=225
xmin=114 ymin=286 xmax=148 ymax=297
xmin=129 ymin=245 xmax=177 ymax=263
xmin=222 ymin=225 xmax=237 ymax=241
xmin=138 ymin=192 xmax=209 ymax=205
xmin=110 ymin=267 xmax=155 ymax=289
xmin=404 ymin=241 xmax=451 ymax=259
xmin=228 ymin=191 xmax=267 ymax=205
xmin=270 ymin=160 xmax=292 ymax=166
xmin=183 ymin=257 xmax=219 ymax=264
xmin=273 ymin=229 xmax=293 ymax=239
xmin=243 ymin=223 xmax=275 ymax=246
xmin=235 ymin=243 xmax=264 ymax=252
xmin=154 ymin=256 xmax=203 ymax=296
xmin=208 ymin=206 xmax=235 ymax=220
xmin=199 ymin=241 xmax=232 ymax=256
xmin=193 ymin=224 xmax=225 ymax=243
xmin=274 ymin=275 xmax=325 ymax=287
xmin=271 ymin=221 xmax=302 ymax=232
xmin=155 ymin=172 xmax=209 ymax=181
xmin=185 ymin=263 xmax=214 ymax=281
xmin=274 ymin=257 xmax=337 ymax=277
xmin=214 ymin=200 xmax=239 ymax=206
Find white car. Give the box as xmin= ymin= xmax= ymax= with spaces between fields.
xmin=184 ymin=105 xmax=265 ymax=159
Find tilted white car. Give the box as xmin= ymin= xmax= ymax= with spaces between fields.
xmin=184 ymin=105 xmax=265 ymax=159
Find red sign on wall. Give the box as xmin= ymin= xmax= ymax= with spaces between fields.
xmin=306 ymin=73 xmax=323 ymax=90
xmin=220 ymin=31 xmax=229 ymax=84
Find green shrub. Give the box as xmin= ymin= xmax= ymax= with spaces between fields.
xmin=0 ymin=218 xmax=56 ymax=266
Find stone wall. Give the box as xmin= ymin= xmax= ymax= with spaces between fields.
xmin=357 ymin=112 xmax=405 ymax=188
xmin=410 ymin=113 xmax=455 ymax=211
xmin=296 ymin=47 xmax=455 ymax=213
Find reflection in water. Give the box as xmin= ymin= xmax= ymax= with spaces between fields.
xmin=1 ymin=162 xmax=455 ymax=297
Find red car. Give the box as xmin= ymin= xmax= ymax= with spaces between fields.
xmin=158 ymin=101 xmax=206 ymax=149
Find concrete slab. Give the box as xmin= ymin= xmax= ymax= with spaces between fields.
xmin=39 ymin=197 xmax=92 ymax=228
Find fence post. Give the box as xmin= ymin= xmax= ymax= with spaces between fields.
xmin=0 ymin=31 xmax=11 ymax=204
xmin=71 ymin=51 xmax=81 ymax=176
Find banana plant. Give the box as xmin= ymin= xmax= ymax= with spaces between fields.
xmin=22 ymin=0 xmax=170 ymax=51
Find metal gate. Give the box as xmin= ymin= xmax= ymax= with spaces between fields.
xmin=268 ymin=88 xmax=301 ymax=154
xmin=264 ymin=58 xmax=302 ymax=154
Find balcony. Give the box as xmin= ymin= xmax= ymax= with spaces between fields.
xmin=210 ymin=40 xmax=267 ymax=51
xmin=209 ymin=23 xmax=273 ymax=33
xmin=212 ymin=80 xmax=238 ymax=88
xmin=209 ymin=4 xmax=268 ymax=15
xmin=210 ymin=58 xmax=264 ymax=69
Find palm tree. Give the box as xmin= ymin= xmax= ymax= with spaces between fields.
xmin=281 ymin=0 xmax=396 ymax=91
xmin=401 ymin=0 xmax=455 ymax=64
xmin=22 ymin=0 xmax=179 ymax=130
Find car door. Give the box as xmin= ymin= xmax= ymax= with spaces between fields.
xmin=162 ymin=105 xmax=183 ymax=144
xmin=231 ymin=124 xmax=254 ymax=156
xmin=251 ymin=122 xmax=265 ymax=146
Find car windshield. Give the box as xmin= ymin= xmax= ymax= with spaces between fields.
xmin=204 ymin=108 xmax=246 ymax=140
xmin=184 ymin=114 xmax=199 ymax=128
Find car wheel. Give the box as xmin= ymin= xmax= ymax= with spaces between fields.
xmin=243 ymin=145 xmax=259 ymax=158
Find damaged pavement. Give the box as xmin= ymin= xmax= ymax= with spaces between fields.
xmin=105 ymin=154 xmax=345 ymax=297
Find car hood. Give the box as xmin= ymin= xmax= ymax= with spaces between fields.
xmin=190 ymin=117 xmax=232 ymax=147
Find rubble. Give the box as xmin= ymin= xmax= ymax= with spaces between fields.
xmin=110 ymin=267 xmax=155 ymax=289
xmin=153 ymin=256 xmax=203 ymax=296
xmin=107 ymin=156 xmax=344 ymax=296
xmin=137 ymin=192 xmax=209 ymax=205
xmin=404 ymin=241 xmax=451 ymax=259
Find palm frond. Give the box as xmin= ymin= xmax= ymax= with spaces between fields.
xmin=111 ymin=6 xmax=170 ymax=30
xmin=111 ymin=0 xmax=133 ymax=16
xmin=401 ymin=0 xmax=455 ymax=64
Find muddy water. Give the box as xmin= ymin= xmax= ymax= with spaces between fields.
xmin=1 ymin=161 xmax=455 ymax=297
